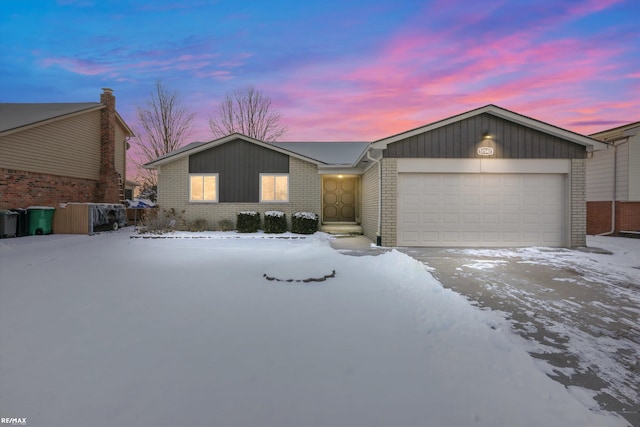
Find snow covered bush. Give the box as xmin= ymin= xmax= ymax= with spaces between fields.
xmin=264 ymin=211 xmax=287 ymax=234
xmin=236 ymin=211 xmax=260 ymax=233
xmin=292 ymin=212 xmax=318 ymax=234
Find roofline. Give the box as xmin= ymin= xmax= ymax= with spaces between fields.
xmin=0 ymin=105 xmax=104 ymax=137
xmin=115 ymin=112 xmax=134 ymax=137
xmin=371 ymin=104 xmax=607 ymax=152
xmin=0 ymin=104 xmax=134 ymax=138
xmin=589 ymin=121 xmax=640 ymax=140
xmin=144 ymin=133 xmax=327 ymax=169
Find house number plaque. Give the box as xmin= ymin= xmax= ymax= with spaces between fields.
xmin=477 ymin=146 xmax=494 ymax=156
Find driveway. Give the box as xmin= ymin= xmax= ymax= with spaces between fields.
xmin=331 ymin=236 xmax=640 ymax=426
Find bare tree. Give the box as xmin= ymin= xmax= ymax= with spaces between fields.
xmin=132 ymin=81 xmax=195 ymax=194
xmin=209 ymin=86 xmax=286 ymax=142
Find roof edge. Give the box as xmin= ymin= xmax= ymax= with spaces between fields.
xmin=0 ymin=104 xmax=104 ymax=137
xmin=144 ymin=133 xmax=327 ymax=169
xmin=371 ymin=105 xmax=607 ymax=152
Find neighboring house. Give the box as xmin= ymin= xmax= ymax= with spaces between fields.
xmin=587 ymin=122 xmax=640 ymax=235
xmin=146 ymin=105 xmax=606 ymax=248
xmin=125 ymin=180 xmax=139 ymax=200
xmin=0 ymin=88 xmax=133 ymax=209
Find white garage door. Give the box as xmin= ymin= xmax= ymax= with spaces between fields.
xmin=398 ymin=173 xmax=565 ymax=247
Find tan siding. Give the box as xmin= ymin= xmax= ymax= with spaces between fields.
xmin=616 ymin=142 xmax=629 ymax=201
xmin=157 ymin=156 xmax=321 ymax=229
xmin=629 ymin=136 xmax=640 ymax=201
xmin=0 ymin=111 xmax=101 ymax=180
xmin=586 ymin=147 xmax=615 ymax=201
xmin=587 ymin=142 xmax=631 ymax=202
xmin=361 ymin=165 xmax=379 ymax=242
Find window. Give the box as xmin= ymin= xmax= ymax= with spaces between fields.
xmin=190 ymin=174 xmax=218 ymax=202
xmin=260 ymin=174 xmax=289 ymax=202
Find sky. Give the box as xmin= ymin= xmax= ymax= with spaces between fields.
xmin=1 ymin=0 xmax=639 ymax=172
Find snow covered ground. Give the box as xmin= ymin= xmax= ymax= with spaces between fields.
xmin=0 ymin=231 xmax=631 ymax=427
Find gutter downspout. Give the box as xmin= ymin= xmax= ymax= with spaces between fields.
xmin=367 ymin=151 xmax=383 ymax=246
xmin=597 ymin=138 xmax=628 ymax=236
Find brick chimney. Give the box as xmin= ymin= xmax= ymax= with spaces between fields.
xmin=95 ymin=88 xmax=121 ymax=203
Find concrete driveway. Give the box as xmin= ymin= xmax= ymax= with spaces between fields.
xmin=331 ymin=235 xmax=640 ymax=426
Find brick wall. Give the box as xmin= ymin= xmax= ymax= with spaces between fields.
xmin=588 ymin=201 xmax=640 ymax=234
xmin=618 ymin=202 xmax=640 ymax=232
xmin=570 ymin=159 xmax=587 ymax=247
xmin=587 ymin=201 xmax=613 ymax=235
xmin=380 ymin=158 xmax=397 ymax=247
xmin=0 ymin=168 xmax=97 ymax=209
xmin=157 ymin=156 xmax=321 ymax=229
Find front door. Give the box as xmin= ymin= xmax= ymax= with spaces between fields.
xmin=323 ymin=176 xmax=356 ymax=222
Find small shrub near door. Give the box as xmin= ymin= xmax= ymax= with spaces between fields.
xmin=292 ymin=212 xmax=318 ymax=234
xmin=264 ymin=211 xmax=287 ymax=233
xmin=236 ymin=211 xmax=260 ymax=233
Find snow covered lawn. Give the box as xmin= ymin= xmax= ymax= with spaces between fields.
xmin=0 ymin=231 xmax=629 ymax=427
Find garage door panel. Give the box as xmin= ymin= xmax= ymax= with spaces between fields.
xmin=422 ymin=213 xmax=439 ymax=225
xmin=402 ymin=212 xmax=419 ymax=225
xmin=443 ymin=194 xmax=460 ymax=205
xmin=398 ymin=173 xmax=565 ymax=247
xmin=483 ymin=213 xmax=500 ymax=224
xmin=441 ymin=213 xmax=459 ymax=224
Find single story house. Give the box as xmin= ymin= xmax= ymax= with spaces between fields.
xmin=587 ymin=121 xmax=640 ymax=235
xmin=0 ymin=88 xmax=133 ymax=209
xmin=145 ymin=105 xmax=606 ymax=248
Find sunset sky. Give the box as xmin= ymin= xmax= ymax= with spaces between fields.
xmin=2 ymin=0 xmax=639 ymax=170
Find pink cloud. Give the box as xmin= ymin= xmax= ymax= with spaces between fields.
xmin=272 ymin=15 xmax=635 ymax=142
xmin=567 ymin=0 xmax=624 ymax=16
xmin=183 ymin=0 xmax=637 ymax=144
xmin=40 ymin=57 xmax=112 ymax=75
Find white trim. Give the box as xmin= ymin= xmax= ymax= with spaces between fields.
xmin=259 ymin=173 xmax=289 ymax=203
xmin=396 ymin=158 xmax=571 ymax=174
xmin=189 ymin=173 xmax=219 ymax=203
xmin=371 ymin=105 xmax=607 ymax=152
xmin=317 ymin=167 xmax=365 ymax=175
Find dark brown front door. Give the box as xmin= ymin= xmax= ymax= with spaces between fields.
xmin=323 ymin=176 xmax=356 ymax=222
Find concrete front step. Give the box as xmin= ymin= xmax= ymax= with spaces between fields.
xmin=319 ymin=223 xmax=363 ymax=235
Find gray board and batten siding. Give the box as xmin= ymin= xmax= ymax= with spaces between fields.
xmin=384 ymin=113 xmax=587 ymax=159
xmin=188 ymin=138 xmax=289 ymax=203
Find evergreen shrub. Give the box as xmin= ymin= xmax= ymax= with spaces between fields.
xmin=292 ymin=212 xmax=318 ymax=234
xmin=237 ymin=211 xmax=260 ymax=233
xmin=264 ymin=211 xmax=287 ymax=233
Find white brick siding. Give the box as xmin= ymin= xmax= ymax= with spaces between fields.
xmin=380 ymin=158 xmax=397 ymax=247
xmin=571 ymin=158 xmax=587 ymax=247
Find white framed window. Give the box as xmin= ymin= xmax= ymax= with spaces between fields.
xmin=189 ymin=174 xmax=218 ymax=202
xmin=260 ymin=174 xmax=289 ymax=202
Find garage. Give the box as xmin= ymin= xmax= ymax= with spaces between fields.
xmin=369 ymin=105 xmax=607 ymax=248
xmin=397 ymin=173 xmax=566 ymax=247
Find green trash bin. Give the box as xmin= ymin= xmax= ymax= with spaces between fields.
xmin=27 ymin=206 xmax=55 ymax=235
